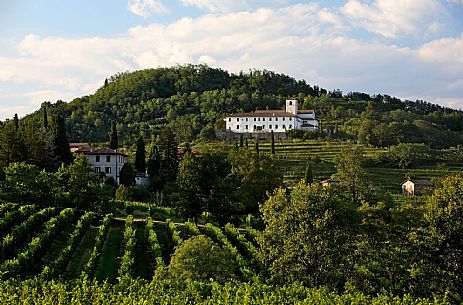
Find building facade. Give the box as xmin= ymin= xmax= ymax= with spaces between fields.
xmin=224 ymin=99 xmax=319 ymax=133
xmin=73 ymin=144 xmax=127 ymax=184
xmin=401 ymin=178 xmax=434 ymax=195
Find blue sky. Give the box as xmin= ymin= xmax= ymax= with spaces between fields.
xmin=1 ymin=0 xmax=463 ymax=120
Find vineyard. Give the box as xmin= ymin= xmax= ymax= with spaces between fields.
xmin=0 ymin=202 xmax=450 ymax=304
xmin=0 ymin=203 xmax=262 ymax=283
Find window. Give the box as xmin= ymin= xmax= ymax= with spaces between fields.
xmin=283 ymin=118 xmax=285 ymax=121
xmin=283 ymin=125 xmax=286 ymax=129
xmin=269 ymin=117 xmax=272 ymax=121
xmin=105 ymin=167 xmax=111 ymax=174
xmin=106 ymin=156 xmax=111 ymax=162
xmin=263 ymin=118 xmax=265 ymax=121
xmin=236 ymin=125 xmax=239 ymax=129
xmin=246 ymin=118 xmax=248 ymax=121
xmin=263 ymin=125 xmax=265 ymax=129
xmin=269 ymin=125 xmax=272 ymax=129
xmin=228 ymin=118 xmax=231 ymax=122
xmin=258 ymin=118 xmax=261 ymax=121
xmin=254 ymin=118 xmax=256 ymax=121
xmin=245 ymin=125 xmax=248 ymax=130
xmin=237 ymin=118 xmax=239 ymax=122
xmin=275 ymin=125 xmax=278 ymax=129
xmin=289 ymin=101 xmax=293 ymax=105
xmin=94 ymin=167 xmax=101 ymax=173
xmin=96 ymin=156 xmax=100 ymax=162
xmin=289 ymin=117 xmax=292 ymax=121
xmin=275 ymin=118 xmax=278 ymax=121
xmin=289 ymin=125 xmax=292 ymax=129
xmin=253 ymin=125 xmax=256 ymax=130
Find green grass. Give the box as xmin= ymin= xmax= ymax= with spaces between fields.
xmin=64 ymin=225 xmax=99 ymax=278
xmin=132 ymin=224 xmax=151 ymax=279
xmin=95 ymin=222 xmax=124 ymax=283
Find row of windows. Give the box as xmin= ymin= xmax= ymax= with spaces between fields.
xmin=95 ymin=155 xmax=125 ymax=163
xmin=229 ymin=117 xmax=292 ymax=122
xmin=95 ymin=167 xmax=112 ymax=174
xmin=236 ymin=125 xmax=292 ymax=130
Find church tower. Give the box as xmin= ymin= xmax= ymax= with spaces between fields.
xmin=286 ymin=99 xmax=298 ymax=115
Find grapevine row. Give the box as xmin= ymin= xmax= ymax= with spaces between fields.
xmin=0 ymin=205 xmax=36 ymax=239
xmin=0 ymin=203 xmax=17 ymax=217
xmin=1 ymin=207 xmax=56 ymax=261
xmin=0 ymin=208 xmax=75 ymax=279
xmin=184 ymin=221 xmax=201 ymax=236
xmin=166 ymin=219 xmax=182 ymax=247
xmin=204 ymin=223 xmax=254 ymax=281
xmin=145 ymin=217 xmax=164 ymax=269
xmin=118 ymin=215 xmax=136 ymax=280
xmin=83 ymin=214 xmax=112 ymax=278
xmin=41 ymin=211 xmax=95 ymax=279
xmin=224 ymin=223 xmax=262 ymax=272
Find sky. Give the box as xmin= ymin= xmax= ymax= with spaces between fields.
xmin=1 ymin=0 xmax=463 ymax=120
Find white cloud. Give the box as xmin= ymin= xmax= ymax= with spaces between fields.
xmin=128 ymin=0 xmax=169 ymax=17
xmin=341 ymin=0 xmax=446 ymax=38
xmin=1 ymin=3 xmax=463 ymax=120
xmin=180 ymin=0 xmax=288 ymax=13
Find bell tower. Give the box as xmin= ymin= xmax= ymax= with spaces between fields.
xmin=286 ymin=99 xmax=298 ymax=115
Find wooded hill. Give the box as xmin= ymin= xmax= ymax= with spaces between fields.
xmin=14 ymin=64 xmax=463 ymax=148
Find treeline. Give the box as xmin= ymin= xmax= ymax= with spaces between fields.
xmin=12 ymin=64 xmax=462 ymax=148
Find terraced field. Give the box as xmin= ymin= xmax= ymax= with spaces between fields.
xmin=0 ymin=203 xmax=260 ymax=282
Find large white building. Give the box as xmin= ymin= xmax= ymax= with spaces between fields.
xmin=224 ymin=99 xmax=318 ymax=133
xmin=72 ymin=143 xmax=127 ymax=184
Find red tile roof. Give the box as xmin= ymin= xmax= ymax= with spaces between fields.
xmin=227 ymin=110 xmax=296 ymax=118
xmin=74 ymin=146 xmax=128 ymax=157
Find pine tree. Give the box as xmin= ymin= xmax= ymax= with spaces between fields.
xmin=304 ymin=161 xmax=313 ymax=185
xmin=109 ymin=121 xmax=118 ymax=150
xmin=135 ymin=137 xmax=146 ymax=173
xmin=271 ymin=130 xmax=275 ymax=155
xmin=52 ymin=115 xmax=73 ymax=166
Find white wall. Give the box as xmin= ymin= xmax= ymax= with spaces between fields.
xmin=225 ymin=116 xmax=297 ymax=133
xmin=84 ymin=154 xmax=126 ymax=184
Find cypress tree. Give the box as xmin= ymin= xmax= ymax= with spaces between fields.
xmin=255 ymin=138 xmax=260 ymax=155
xmin=271 ymin=130 xmax=275 ymax=155
xmin=135 ymin=137 xmax=146 ymax=173
xmin=52 ymin=115 xmax=73 ymax=166
xmin=147 ymin=145 xmax=161 ymax=177
xmin=13 ymin=114 xmax=19 ymax=130
xmin=109 ymin=121 xmax=118 ymax=150
xmin=158 ymin=126 xmax=179 ymax=183
xmin=43 ymin=106 xmax=48 ymax=129
xmin=245 ymin=138 xmax=248 ymax=147
xmin=239 ymin=134 xmax=244 ymax=147
xmin=304 ymin=161 xmax=313 ymax=185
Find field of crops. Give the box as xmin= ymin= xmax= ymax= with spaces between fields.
xmin=0 ymin=203 xmax=260 ymax=283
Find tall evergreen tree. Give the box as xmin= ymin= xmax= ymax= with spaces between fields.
xmin=271 ymin=130 xmax=275 ymax=155
xmin=239 ymin=134 xmax=244 ymax=147
xmin=119 ymin=162 xmax=136 ymax=187
xmin=147 ymin=145 xmax=161 ymax=177
xmin=135 ymin=137 xmax=146 ymax=173
xmin=109 ymin=121 xmax=118 ymax=150
xmin=254 ymin=138 xmax=260 ymax=155
xmin=304 ymin=161 xmax=313 ymax=185
xmin=13 ymin=114 xmax=19 ymax=130
xmin=52 ymin=115 xmax=73 ymax=166
xmin=43 ymin=106 xmax=48 ymax=129
xmin=158 ymin=126 xmax=179 ymax=183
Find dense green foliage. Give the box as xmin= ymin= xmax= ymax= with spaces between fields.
xmin=0 ymin=278 xmax=448 ymax=305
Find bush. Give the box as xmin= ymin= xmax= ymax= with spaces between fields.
xmin=168 ymin=235 xmax=237 ymax=283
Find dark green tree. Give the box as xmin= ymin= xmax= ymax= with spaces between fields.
xmin=135 ymin=137 xmax=146 ymax=173
xmin=240 ymin=134 xmax=244 ymax=147
xmin=13 ymin=114 xmax=19 ymax=130
xmin=254 ymin=138 xmax=260 ymax=155
xmin=147 ymin=145 xmax=161 ymax=177
xmin=52 ymin=115 xmax=73 ymax=166
xmin=0 ymin=121 xmax=26 ymax=166
xmin=158 ymin=127 xmax=179 ymax=183
xmin=119 ymin=162 xmax=136 ymax=187
xmin=271 ymin=130 xmax=275 ymax=155
xmin=304 ymin=161 xmax=313 ymax=184
xmin=334 ymin=145 xmax=366 ymax=205
xmin=109 ymin=121 xmax=118 ymax=150
xmin=43 ymin=106 xmax=49 ymax=129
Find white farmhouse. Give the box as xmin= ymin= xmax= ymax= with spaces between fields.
xmin=224 ymin=99 xmax=318 ymax=133
xmin=73 ymin=144 xmax=127 ymax=184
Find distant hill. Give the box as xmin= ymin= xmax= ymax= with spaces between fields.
xmin=20 ymin=64 xmax=463 ymax=148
